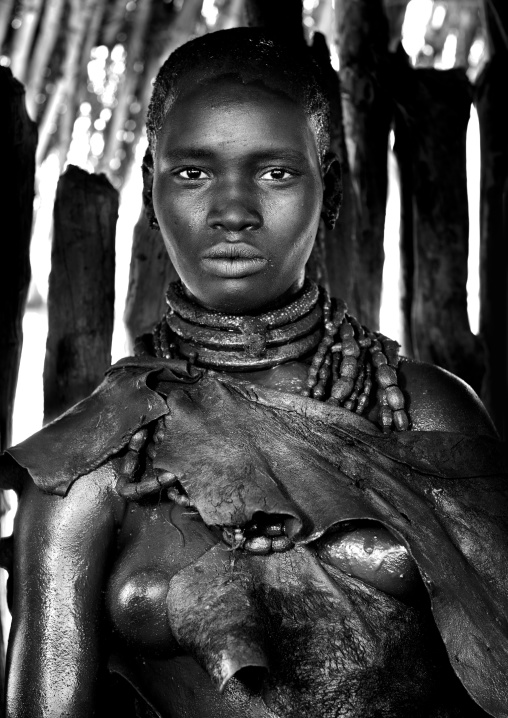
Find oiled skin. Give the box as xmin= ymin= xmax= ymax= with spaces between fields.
xmin=5 ymin=358 xmax=496 ymax=718
xmin=5 ymin=43 xmax=499 ymax=717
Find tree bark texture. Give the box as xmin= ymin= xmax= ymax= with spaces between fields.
xmin=43 ymin=166 xmax=118 ymax=423
xmin=476 ymin=55 xmax=508 ymax=440
xmin=336 ymin=0 xmax=391 ymax=331
xmin=124 ymin=209 xmax=177 ymax=350
xmin=392 ymin=59 xmax=484 ymax=395
xmin=0 ymin=68 xmax=37 ymax=452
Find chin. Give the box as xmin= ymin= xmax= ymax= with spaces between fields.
xmin=183 ymin=272 xmax=305 ymax=315
xmin=186 ymin=278 xmax=285 ymax=315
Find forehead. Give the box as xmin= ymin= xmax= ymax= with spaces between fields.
xmin=156 ymin=79 xmax=321 ymax=162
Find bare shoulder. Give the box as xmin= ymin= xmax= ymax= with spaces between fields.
xmin=15 ymin=460 xmax=125 ymax=535
xmin=397 ymin=357 xmax=498 ymax=437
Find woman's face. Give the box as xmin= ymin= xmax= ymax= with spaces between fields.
xmin=152 ymin=79 xmax=325 ymax=314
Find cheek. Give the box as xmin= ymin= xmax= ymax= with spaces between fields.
xmin=264 ymin=184 xmax=322 ymax=261
xmin=153 ymin=177 xmax=205 ymax=245
xmin=276 ymin=181 xmax=322 ymax=224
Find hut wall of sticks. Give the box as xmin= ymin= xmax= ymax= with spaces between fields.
xmin=0 ymin=0 xmax=507 ymax=708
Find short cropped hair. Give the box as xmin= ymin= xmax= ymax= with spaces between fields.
xmin=146 ymin=27 xmax=331 ymax=159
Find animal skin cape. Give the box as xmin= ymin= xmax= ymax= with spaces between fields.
xmin=3 ymin=356 xmax=508 ymax=717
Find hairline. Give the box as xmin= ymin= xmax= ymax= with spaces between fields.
xmin=151 ymin=73 xmax=327 ymax=164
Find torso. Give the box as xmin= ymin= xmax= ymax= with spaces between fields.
xmin=104 ymin=356 xmax=495 ymax=718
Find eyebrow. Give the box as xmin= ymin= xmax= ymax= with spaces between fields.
xmin=164 ymin=147 xmax=310 ymax=165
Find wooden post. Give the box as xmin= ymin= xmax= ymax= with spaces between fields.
xmin=476 ymin=0 xmax=508 ymax=439
xmin=393 ymin=95 xmax=415 ymax=358
xmin=43 ymin=166 xmax=118 ymax=423
xmin=392 ymin=58 xmax=484 ymax=394
xmin=0 ymin=66 xmax=37 ymax=716
xmin=25 ymin=0 xmax=66 ymax=119
xmin=336 ymin=0 xmax=391 ymax=331
xmin=124 ymin=209 xmax=177 ymax=349
xmin=0 ymin=68 xmax=37 ymax=452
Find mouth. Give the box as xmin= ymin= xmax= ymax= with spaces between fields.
xmin=201 ymin=243 xmax=268 ymax=278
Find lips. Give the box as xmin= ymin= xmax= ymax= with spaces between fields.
xmin=201 ymin=243 xmax=268 ymax=278
xmin=202 ymin=242 xmax=266 ymax=260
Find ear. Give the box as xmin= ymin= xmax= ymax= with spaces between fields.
xmin=321 ymin=152 xmax=342 ymax=230
xmin=142 ymin=147 xmax=160 ymax=230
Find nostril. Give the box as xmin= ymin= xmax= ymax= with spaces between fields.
xmin=207 ymin=203 xmax=262 ymax=232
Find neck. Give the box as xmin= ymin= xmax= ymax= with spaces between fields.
xmin=161 ymin=278 xmax=322 ymax=372
xmin=181 ymin=277 xmax=306 ymax=315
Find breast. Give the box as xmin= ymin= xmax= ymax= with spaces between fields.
xmin=314 ymin=521 xmax=422 ymax=599
xmin=106 ymin=491 xmax=221 ymax=656
xmin=107 ymin=566 xmax=179 ymax=656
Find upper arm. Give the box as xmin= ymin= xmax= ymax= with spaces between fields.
xmin=6 ymin=464 xmax=122 ymax=718
xmin=398 ymin=358 xmax=498 ymax=437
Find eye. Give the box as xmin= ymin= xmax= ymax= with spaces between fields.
xmin=315 ymin=522 xmax=421 ymax=599
xmin=259 ymin=168 xmax=294 ymax=181
xmin=175 ymin=168 xmax=209 ymax=181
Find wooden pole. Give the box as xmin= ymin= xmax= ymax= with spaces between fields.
xmin=99 ymin=0 xmax=153 ymax=174
xmin=0 ymin=68 xmax=37 ymax=451
xmin=35 ymin=0 xmax=94 ymax=167
xmin=58 ymin=0 xmax=99 ymax=170
xmin=25 ymin=0 xmax=66 ymax=119
xmin=43 ymin=166 xmax=118 ymax=423
xmin=124 ymin=209 xmax=177 ymax=350
xmin=336 ymin=0 xmax=391 ymax=330
xmin=0 ymin=0 xmax=15 ymax=54
xmin=9 ymin=0 xmax=44 ymax=83
xmin=393 ymin=89 xmax=415 ymax=358
xmin=0 ymin=66 xmax=37 ymax=714
xmin=392 ymin=58 xmax=484 ymax=394
xmin=476 ymin=0 xmax=508 ymax=439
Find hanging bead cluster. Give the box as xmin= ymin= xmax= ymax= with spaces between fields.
xmin=298 ymin=286 xmax=409 ymax=432
xmin=115 ymin=419 xmax=181 ymax=500
xmin=222 ymin=515 xmax=293 ymax=555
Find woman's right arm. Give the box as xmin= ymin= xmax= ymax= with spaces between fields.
xmin=6 ymin=463 xmax=122 ymax=718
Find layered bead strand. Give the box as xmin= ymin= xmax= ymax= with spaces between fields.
xmin=369 ymin=333 xmax=409 ymax=432
xmin=301 ymin=288 xmax=347 ymax=399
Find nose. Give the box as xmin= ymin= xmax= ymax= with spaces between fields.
xmin=207 ymin=181 xmax=262 ymax=232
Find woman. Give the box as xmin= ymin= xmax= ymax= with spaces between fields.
xmin=3 ymin=28 xmax=508 ymax=718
